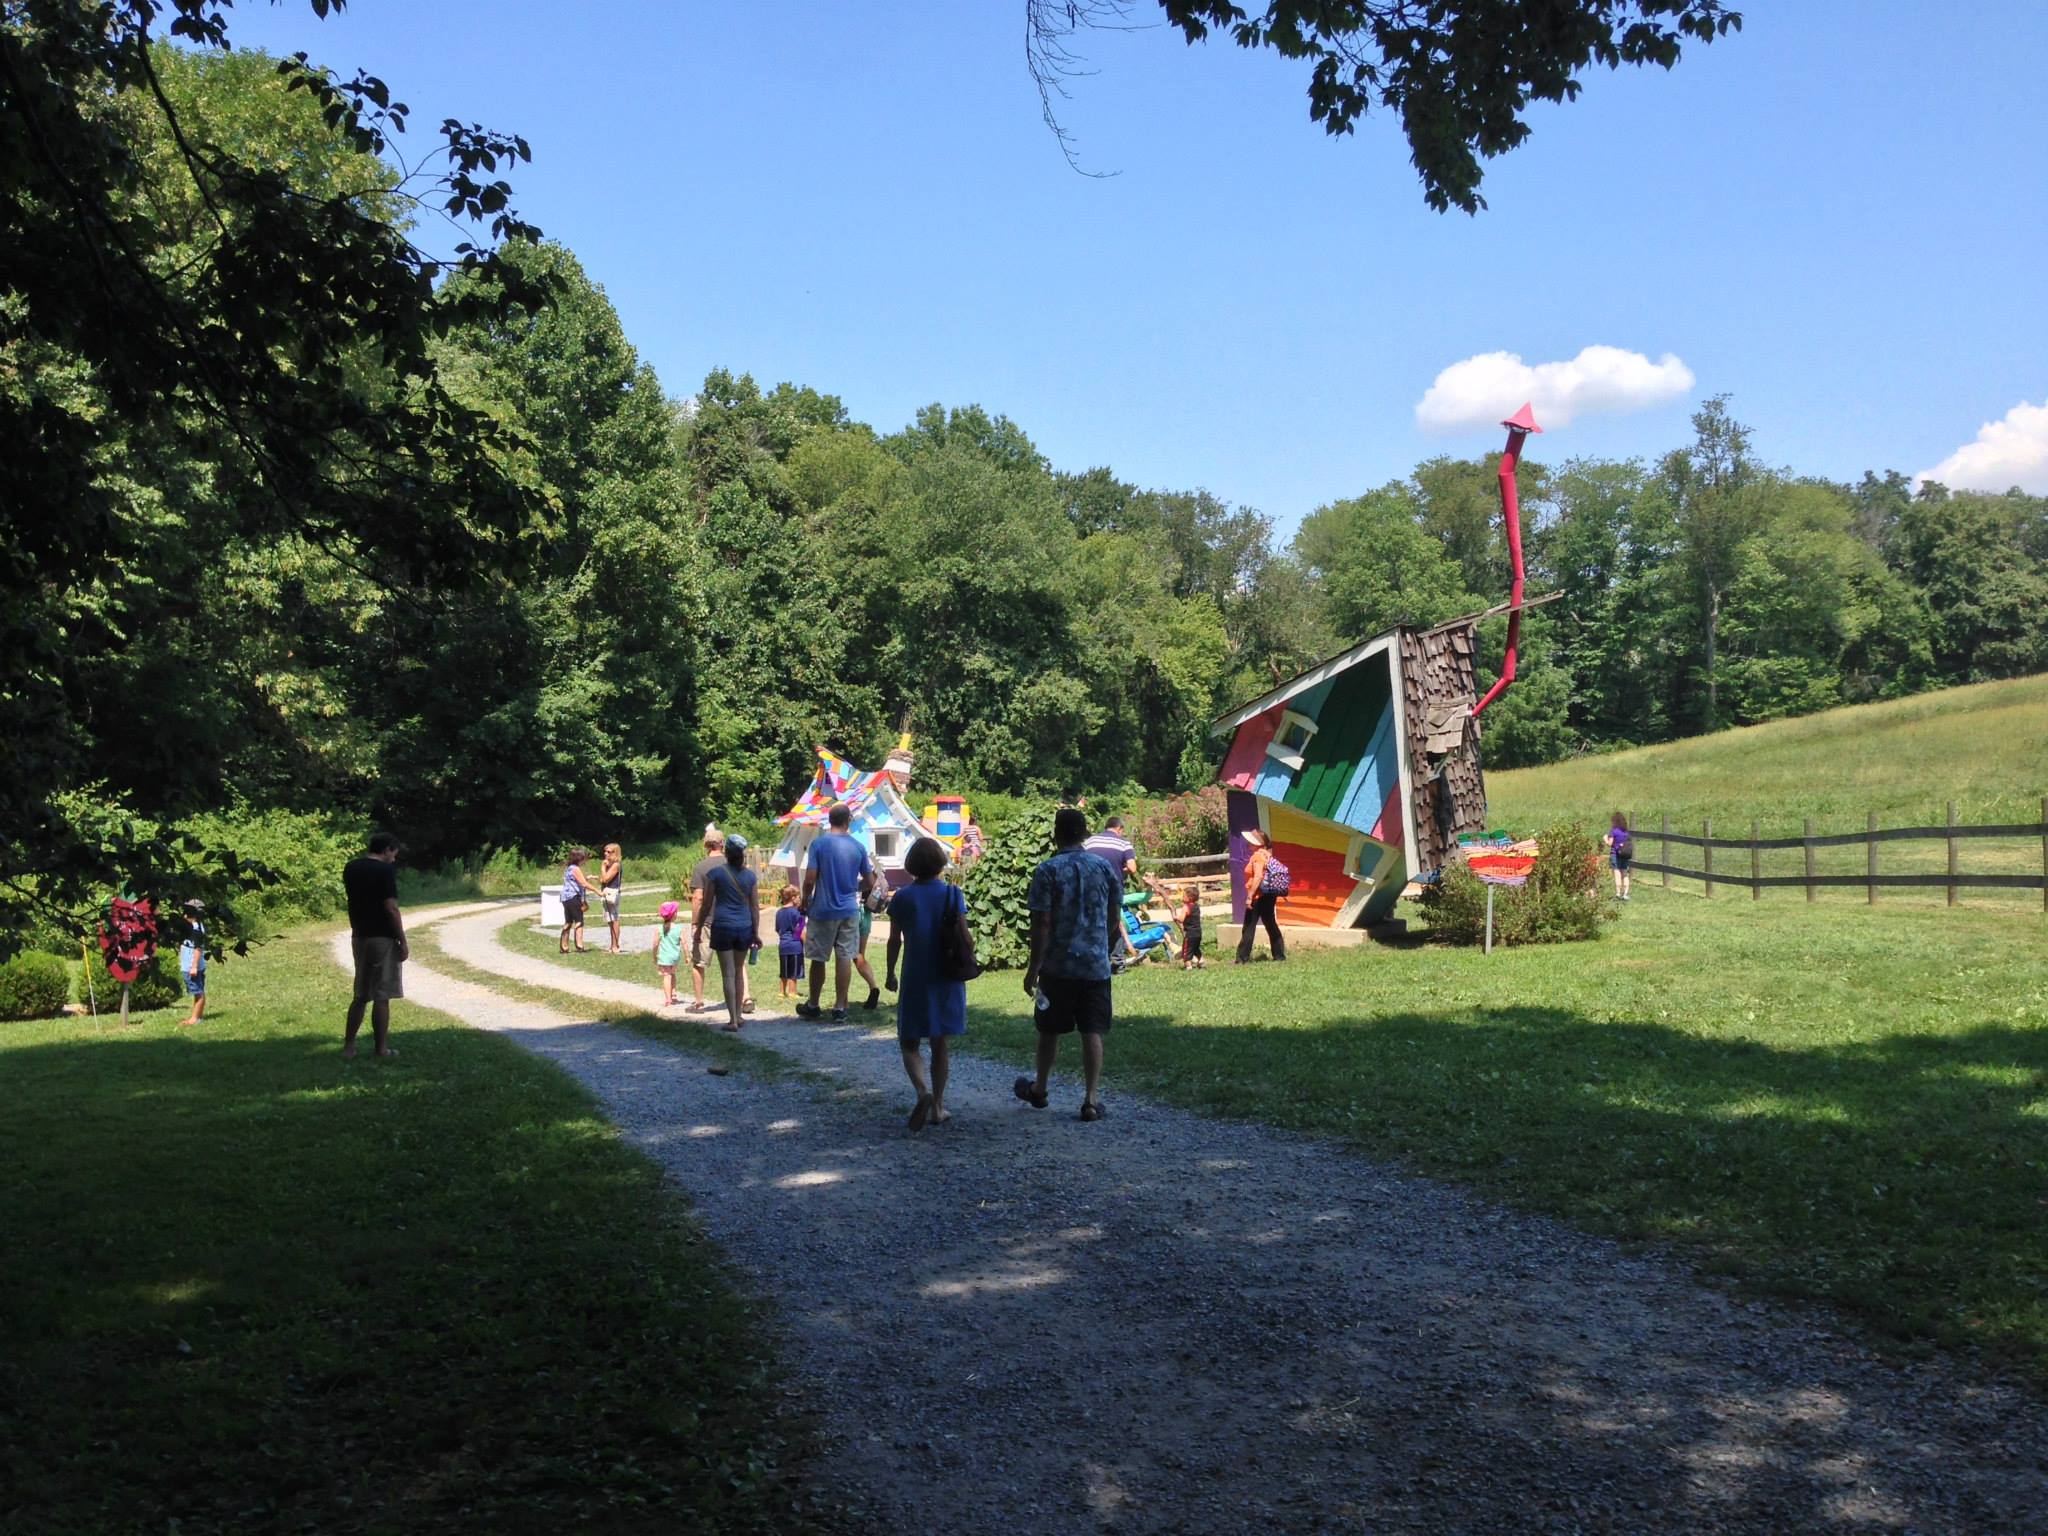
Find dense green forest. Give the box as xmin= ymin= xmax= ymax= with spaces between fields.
xmin=7 ymin=24 xmax=2042 ymax=945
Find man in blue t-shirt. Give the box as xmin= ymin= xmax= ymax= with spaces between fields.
xmin=797 ymin=802 xmax=874 ymax=1023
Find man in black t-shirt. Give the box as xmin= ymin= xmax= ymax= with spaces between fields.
xmin=341 ymin=831 xmax=407 ymax=1059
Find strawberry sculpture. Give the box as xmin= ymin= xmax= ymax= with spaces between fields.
xmin=100 ymin=896 xmax=158 ymax=984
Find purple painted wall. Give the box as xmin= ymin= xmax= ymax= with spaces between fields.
xmin=1226 ymin=788 xmax=1260 ymax=924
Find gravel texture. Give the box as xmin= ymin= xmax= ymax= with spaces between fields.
xmin=331 ymin=904 xmax=2048 ymax=1534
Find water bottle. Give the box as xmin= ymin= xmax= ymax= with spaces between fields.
xmin=1034 ymin=987 xmax=1050 ymax=1015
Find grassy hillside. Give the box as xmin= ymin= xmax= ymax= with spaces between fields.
xmin=1489 ymin=673 xmax=2048 ymax=838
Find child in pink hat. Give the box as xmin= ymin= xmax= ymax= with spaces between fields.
xmin=653 ymin=900 xmax=685 ymax=1007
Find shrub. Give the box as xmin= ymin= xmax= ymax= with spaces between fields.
xmin=178 ymin=806 xmax=364 ymax=930
xmin=961 ymin=802 xmax=1059 ymax=970
xmin=1417 ymin=820 xmax=1611 ymax=947
xmin=0 ymin=951 xmax=70 ymax=1020
xmin=83 ymin=944 xmax=183 ymax=1013
xmin=1131 ymin=786 xmax=1229 ymax=860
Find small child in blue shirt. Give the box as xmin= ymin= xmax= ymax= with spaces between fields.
xmin=177 ymin=899 xmax=207 ymax=1027
xmin=774 ymin=886 xmax=806 ymax=999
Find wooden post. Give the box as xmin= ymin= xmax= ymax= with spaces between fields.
xmin=2041 ymin=797 xmax=2046 ymax=916
xmin=1867 ymin=810 xmax=1878 ymax=905
xmin=1946 ymin=801 xmax=1958 ymax=908
xmin=1703 ymin=818 xmax=1714 ymax=897
xmin=119 ymin=982 xmax=130 ymax=1028
xmin=1750 ymin=820 xmax=1761 ymax=900
xmin=1484 ymin=884 xmax=1495 ymax=955
xmin=1803 ymin=817 xmax=1816 ymax=904
xmin=1660 ymin=812 xmax=1671 ymax=890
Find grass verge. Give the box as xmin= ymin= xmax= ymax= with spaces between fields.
xmin=957 ymin=887 xmax=2048 ymax=1384
xmin=406 ymin=919 xmax=809 ymax=1083
xmin=0 ymin=924 xmax=819 ymax=1535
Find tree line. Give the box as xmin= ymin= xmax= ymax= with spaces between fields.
xmin=10 ymin=21 xmax=2041 ymax=949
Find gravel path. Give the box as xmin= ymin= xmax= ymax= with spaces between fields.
xmin=343 ymin=904 xmax=2048 ymax=1534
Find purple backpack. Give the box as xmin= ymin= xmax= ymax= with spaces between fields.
xmin=1259 ymin=855 xmax=1292 ymax=897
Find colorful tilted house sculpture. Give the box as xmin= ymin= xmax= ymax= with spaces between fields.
xmin=1210 ymin=616 xmax=1495 ymax=929
xmin=770 ymin=747 xmax=931 ymax=885
xmin=1212 ymin=402 xmax=1546 ymax=931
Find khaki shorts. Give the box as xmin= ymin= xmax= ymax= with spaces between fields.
xmin=804 ymin=914 xmax=860 ymax=963
xmin=351 ymin=934 xmax=404 ymax=1003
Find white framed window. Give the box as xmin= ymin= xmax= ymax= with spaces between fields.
xmin=1341 ymin=834 xmax=1378 ymax=884
xmin=1265 ymin=709 xmax=1319 ymax=771
xmin=872 ymin=828 xmax=903 ymax=863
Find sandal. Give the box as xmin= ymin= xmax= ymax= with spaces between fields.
xmin=741 ymin=999 xmax=756 ymax=1014
xmin=1012 ymin=1077 xmax=1048 ymax=1110
xmin=1079 ymin=1101 xmax=1105 ymax=1122
xmin=907 ymin=1094 xmax=933 ymax=1131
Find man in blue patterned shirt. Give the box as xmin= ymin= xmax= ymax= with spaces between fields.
xmin=1016 ymin=807 xmax=1123 ymax=1122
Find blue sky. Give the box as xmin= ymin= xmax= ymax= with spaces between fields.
xmin=225 ymin=1 xmax=2048 ymax=529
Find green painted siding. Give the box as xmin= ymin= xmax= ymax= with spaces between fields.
xmin=1284 ymin=655 xmax=1394 ymax=822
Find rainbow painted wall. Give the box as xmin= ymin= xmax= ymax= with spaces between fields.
xmin=1212 ymin=633 xmax=1415 ymax=929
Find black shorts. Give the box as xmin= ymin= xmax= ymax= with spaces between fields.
xmin=709 ymin=929 xmax=753 ymax=954
xmin=1183 ymin=917 xmax=1203 ymax=957
xmin=562 ymin=896 xmax=586 ymax=922
xmin=1036 ymin=975 xmax=1112 ymax=1036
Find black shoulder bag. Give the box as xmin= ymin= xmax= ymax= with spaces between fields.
xmin=936 ymin=885 xmax=983 ymax=983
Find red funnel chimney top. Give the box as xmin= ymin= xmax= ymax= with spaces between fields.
xmin=1501 ymin=402 xmax=1543 ymax=435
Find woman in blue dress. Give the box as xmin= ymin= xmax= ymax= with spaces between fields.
xmin=885 ymin=836 xmax=972 ymax=1130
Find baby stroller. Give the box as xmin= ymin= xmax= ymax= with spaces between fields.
xmin=1113 ymin=889 xmax=1175 ymax=973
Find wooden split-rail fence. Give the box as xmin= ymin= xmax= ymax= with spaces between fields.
xmin=1142 ymin=852 xmax=1233 ymax=913
xmin=1633 ymin=799 xmax=2048 ymax=909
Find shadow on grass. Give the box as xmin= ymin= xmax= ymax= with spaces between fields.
xmin=0 ymin=1027 xmax=810 ymax=1536
xmin=965 ymin=992 xmax=2048 ymax=1384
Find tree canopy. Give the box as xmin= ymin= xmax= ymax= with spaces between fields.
xmin=1030 ymin=0 xmax=1743 ymax=207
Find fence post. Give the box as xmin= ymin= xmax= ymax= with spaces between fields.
xmin=1867 ymin=810 xmax=1878 ymax=905
xmin=1703 ymin=818 xmax=1714 ymax=897
xmin=1803 ymin=816 xmax=1816 ymax=903
xmin=1946 ymin=801 xmax=1958 ymax=908
xmin=2041 ymin=797 xmax=2046 ymax=916
xmin=1751 ymin=819 xmax=1760 ymax=900
xmin=1660 ymin=812 xmax=1671 ymax=890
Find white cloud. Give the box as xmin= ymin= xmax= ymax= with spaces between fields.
xmin=1415 ymin=345 xmax=1695 ymax=434
xmin=1917 ymin=399 xmax=2048 ymax=495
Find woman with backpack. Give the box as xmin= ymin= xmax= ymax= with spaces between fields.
xmin=1235 ymin=828 xmax=1288 ymax=964
xmin=1605 ymin=811 xmax=1634 ymax=903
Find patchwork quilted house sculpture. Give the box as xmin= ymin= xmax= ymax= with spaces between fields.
xmin=1211 ymin=403 xmax=1544 ymax=930
xmin=1210 ymin=617 xmax=1497 ymax=929
xmin=769 ymin=746 xmax=930 ymax=883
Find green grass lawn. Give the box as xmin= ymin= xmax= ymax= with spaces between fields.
xmin=0 ymin=925 xmax=815 ymax=1535
xmin=1491 ymin=672 xmax=2048 ymax=828
xmin=957 ymin=887 xmax=2048 ymax=1383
